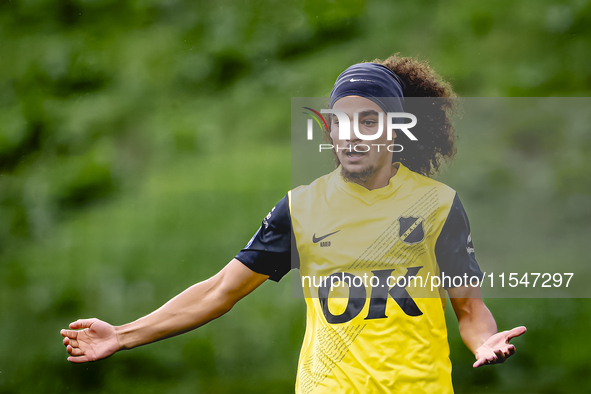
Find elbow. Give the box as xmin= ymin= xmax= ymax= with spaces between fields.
xmin=201 ymin=261 xmax=262 ymax=321
xmin=206 ymin=287 xmax=240 ymax=320
xmin=214 ymin=294 xmax=237 ymax=317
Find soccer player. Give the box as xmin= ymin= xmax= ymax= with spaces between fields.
xmin=61 ymin=55 xmax=526 ymax=393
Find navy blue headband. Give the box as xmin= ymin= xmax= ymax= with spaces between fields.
xmin=329 ymin=63 xmax=406 ymax=113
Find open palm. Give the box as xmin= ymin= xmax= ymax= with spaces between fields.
xmin=473 ymin=326 xmax=527 ymax=368
xmin=61 ymin=318 xmax=121 ymax=363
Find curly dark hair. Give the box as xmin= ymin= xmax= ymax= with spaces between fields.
xmin=325 ymin=54 xmax=458 ymax=177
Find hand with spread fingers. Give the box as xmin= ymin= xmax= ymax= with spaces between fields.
xmin=473 ymin=326 xmax=527 ymax=368
xmin=60 ymin=318 xmax=121 ymax=363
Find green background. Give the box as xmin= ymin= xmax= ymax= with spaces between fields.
xmin=1 ymin=0 xmax=590 ymax=393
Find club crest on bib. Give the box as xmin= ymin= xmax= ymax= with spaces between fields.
xmin=398 ymin=216 xmax=425 ymax=245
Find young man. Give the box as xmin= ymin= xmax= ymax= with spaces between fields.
xmin=61 ymin=55 xmax=525 ymax=393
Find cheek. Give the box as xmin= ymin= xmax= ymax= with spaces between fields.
xmin=330 ymin=128 xmax=340 ymax=143
xmin=376 ymin=132 xmax=392 ymax=146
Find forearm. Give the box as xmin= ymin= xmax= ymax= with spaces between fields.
xmin=113 ymin=259 xmax=267 ymax=350
xmin=456 ymin=300 xmax=497 ymax=354
xmin=116 ymin=277 xmax=234 ymax=350
xmin=449 ymin=286 xmax=498 ymax=355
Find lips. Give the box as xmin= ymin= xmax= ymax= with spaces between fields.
xmin=344 ymin=150 xmax=366 ymax=161
xmin=346 ymin=151 xmax=365 ymax=157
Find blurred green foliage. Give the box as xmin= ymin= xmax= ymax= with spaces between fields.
xmin=0 ymin=0 xmax=590 ymax=393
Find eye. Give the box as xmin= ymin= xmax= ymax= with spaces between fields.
xmin=361 ymin=119 xmax=377 ymax=126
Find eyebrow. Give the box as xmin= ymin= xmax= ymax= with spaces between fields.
xmin=359 ymin=110 xmax=380 ymax=117
xmin=330 ymin=110 xmax=381 ymax=122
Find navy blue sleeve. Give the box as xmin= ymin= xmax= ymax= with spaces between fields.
xmin=434 ymin=193 xmax=483 ymax=288
xmin=235 ymin=195 xmax=299 ymax=282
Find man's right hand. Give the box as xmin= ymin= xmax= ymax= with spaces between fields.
xmin=61 ymin=318 xmax=121 ymax=363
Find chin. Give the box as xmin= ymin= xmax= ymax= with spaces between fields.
xmin=340 ymin=164 xmax=374 ymax=184
xmin=341 ymin=162 xmax=366 ymax=173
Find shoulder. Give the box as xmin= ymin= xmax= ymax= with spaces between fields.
xmin=402 ymin=165 xmax=457 ymax=204
xmin=289 ymin=171 xmax=335 ymax=202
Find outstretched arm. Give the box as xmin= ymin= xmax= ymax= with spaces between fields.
xmin=61 ymin=259 xmax=268 ymax=363
xmin=448 ymin=285 xmax=526 ymax=368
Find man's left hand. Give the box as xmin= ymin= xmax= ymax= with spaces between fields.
xmin=473 ymin=326 xmax=527 ymax=368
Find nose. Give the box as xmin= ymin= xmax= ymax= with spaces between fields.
xmin=346 ymin=120 xmax=361 ymax=143
xmin=346 ymin=134 xmax=361 ymax=143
